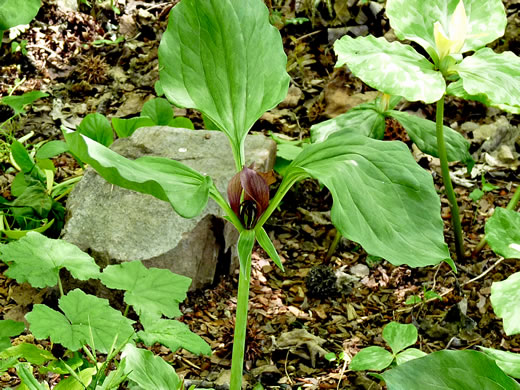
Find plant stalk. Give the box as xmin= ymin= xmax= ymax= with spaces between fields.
xmin=229 ymin=254 xmax=252 ymax=390
xmin=436 ymin=97 xmax=464 ymax=261
xmin=473 ymin=184 xmax=520 ymax=255
xmin=57 ymin=275 xmax=64 ymax=297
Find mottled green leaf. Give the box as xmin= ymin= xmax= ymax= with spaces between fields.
xmin=395 ymin=348 xmax=427 ymax=365
xmin=349 ymin=346 xmax=394 ymax=371
xmin=382 ymin=322 xmax=418 ymax=355
xmin=0 ymin=232 xmax=99 ymax=288
xmin=27 ymin=289 xmax=135 ymax=353
xmin=386 ymin=0 xmax=506 ymax=56
xmin=479 ymin=347 xmax=520 ymax=379
xmin=311 ymin=103 xmax=386 ymax=143
xmin=334 ymin=35 xmax=445 ymax=104
xmin=491 ymin=272 xmax=520 ymax=335
xmin=381 ymin=350 xmax=520 ymax=390
xmin=388 ymin=110 xmax=473 ymax=167
xmin=285 ymin=133 xmax=450 ymax=268
xmin=121 ymin=344 xmax=180 ymax=389
xmin=457 ymin=48 xmax=520 ymax=109
xmin=138 ymin=315 xmax=211 ymax=356
xmin=64 ymin=131 xmax=213 ymax=219
xmin=486 ymin=208 xmax=520 ymax=259
xmin=99 ymin=261 xmax=191 ymax=318
xmin=158 ymin=0 xmax=290 ymax=164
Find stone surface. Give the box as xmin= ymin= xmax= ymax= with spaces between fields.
xmin=62 ymin=127 xmax=276 ymax=290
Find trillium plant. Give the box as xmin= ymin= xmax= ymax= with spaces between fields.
xmin=63 ymin=0 xmax=464 ymax=387
xmin=327 ymin=0 xmax=520 ymax=261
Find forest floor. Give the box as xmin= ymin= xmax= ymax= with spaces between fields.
xmin=0 ymin=0 xmax=519 ymax=389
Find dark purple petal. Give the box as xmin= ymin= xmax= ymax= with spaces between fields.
xmin=240 ymin=166 xmax=269 ymax=216
xmin=227 ymin=171 xmax=243 ymax=217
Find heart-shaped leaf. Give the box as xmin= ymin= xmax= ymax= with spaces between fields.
xmin=491 ymin=272 xmax=520 ymax=336
xmin=486 ymin=208 xmax=520 ymax=259
xmin=334 ymin=35 xmax=445 ymax=104
xmin=457 ymin=48 xmax=520 ymax=109
xmin=64 ymin=131 xmax=213 ymax=219
xmin=382 ymin=322 xmax=418 ymax=355
xmin=111 ymin=117 xmax=155 ymax=138
xmin=77 ymin=113 xmax=114 ymax=147
xmin=386 ymin=0 xmax=506 ymax=56
xmin=285 ymin=133 xmax=451 ymax=268
xmin=0 ymin=232 xmax=100 ymax=288
xmin=387 ymin=110 xmax=473 ymax=167
xmin=138 ymin=315 xmax=211 ymax=356
xmin=381 ymin=350 xmax=520 ymax=390
xmin=0 ymin=320 xmax=25 ymax=351
xmin=141 ymin=98 xmax=174 ymax=126
xmin=99 ymin=261 xmax=192 ymax=318
xmin=0 ymin=0 xmax=41 ymax=31
xmin=1 ymin=91 xmax=48 ymax=116
xmin=27 ymin=289 xmax=135 ymax=353
xmin=158 ymin=0 xmax=290 ymax=165
xmin=311 ymin=103 xmax=386 ymax=143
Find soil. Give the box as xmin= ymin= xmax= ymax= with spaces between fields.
xmin=0 ymin=0 xmax=519 ymax=389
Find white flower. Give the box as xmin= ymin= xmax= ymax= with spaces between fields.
xmin=434 ymin=0 xmax=467 ymax=59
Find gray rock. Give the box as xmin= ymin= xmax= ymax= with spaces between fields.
xmin=62 ymin=127 xmax=276 ymax=291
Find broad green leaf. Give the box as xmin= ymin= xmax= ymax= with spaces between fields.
xmin=10 ymin=179 xmax=52 ymax=217
xmin=168 ymin=116 xmax=195 ymax=130
xmin=349 ymin=346 xmax=394 ymax=371
xmin=35 ymin=141 xmax=69 ymax=159
xmin=276 ymin=144 xmax=304 ymax=161
xmin=0 ymin=232 xmax=99 ymax=288
xmin=11 ymin=141 xmax=35 ymax=173
xmin=486 ymin=208 xmax=520 ymax=259
xmin=446 ymin=79 xmax=520 ymax=114
xmin=0 ymin=357 xmax=18 ymax=373
xmin=0 ymin=0 xmax=40 ymax=30
xmin=121 ymin=344 xmax=180 ymax=389
xmin=54 ymin=367 xmax=95 ymax=390
xmin=16 ymin=363 xmax=48 ymax=390
xmin=0 ymin=343 xmax=55 ymax=365
xmin=26 ymin=289 xmax=135 ymax=353
xmin=0 ymin=320 xmax=24 ymax=351
xmin=96 ymin=360 xmax=128 ymax=390
xmin=285 ymin=133 xmax=450 ymax=268
xmin=388 ymin=110 xmax=473 ymax=168
xmin=64 ymin=131 xmax=213 ymax=219
xmin=457 ymin=48 xmax=520 ymax=109
xmin=77 ymin=113 xmax=114 ymax=147
xmin=99 ymin=261 xmax=191 ymax=318
xmin=479 ymin=347 xmax=520 ymax=379
xmin=1 ymin=91 xmax=47 ymax=116
xmin=395 ymin=348 xmax=427 ymax=365
xmin=141 ymin=98 xmax=173 ymax=126
xmin=334 ymin=35 xmax=445 ymax=104
xmin=382 ymin=322 xmax=418 ymax=355
xmin=138 ymin=315 xmax=211 ymax=356
xmin=40 ymin=354 xmax=83 ymax=375
xmin=311 ymin=103 xmax=386 ymax=143
xmin=386 ymin=0 xmax=506 ymax=56
xmin=158 ymin=0 xmax=290 ymax=165
xmin=491 ymin=272 xmax=520 ymax=335
xmin=255 ymin=227 xmax=284 ymax=271
xmin=111 ymin=117 xmax=155 ymax=138
xmin=381 ymin=350 xmax=520 ymax=390
xmin=237 ymin=229 xmax=255 ymax=275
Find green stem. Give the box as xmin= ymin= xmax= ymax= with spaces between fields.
xmin=123 ymin=304 xmax=129 ymax=317
xmin=57 ymin=275 xmax=64 ymax=298
xmin=473 ymin=185 xmax=520 ymax=255
xmin=436 ymin=97 xmax=464 ymax=261
xmin=229 ymin=254 xmax=252 ymax=390
xmin=209 ymin=187 xmax=244 ymax=232
xmin=326 ymin=229 xmax=342 ymax=262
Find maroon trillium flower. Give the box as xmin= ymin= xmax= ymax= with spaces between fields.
xmin=227 ymin=166 xmax=274 ymax=229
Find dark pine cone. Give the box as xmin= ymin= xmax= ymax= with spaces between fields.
xmin=305 ymin=265 xmax=338 ymax=299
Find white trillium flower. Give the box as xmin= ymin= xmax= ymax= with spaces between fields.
xmin=433 ymin=0 xmax=467 ymax=59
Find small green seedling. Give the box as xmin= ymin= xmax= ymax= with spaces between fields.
xmin=469 ymin=175 xmax=500 ymax=202
xmin=405 ymin=286 xmax=442 ymax=305
xmin=349 ymin=322 xmax=426 ymax=371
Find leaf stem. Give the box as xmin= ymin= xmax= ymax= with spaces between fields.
xmin=229 ymin=253 xmax=252 ymax=390
xmin=123 ymin=304 xmax=129 ymax=317
xmin=473 ymin=184 xmax=520 ymax=255
xmin=57 ymin=275 xmax=64 ymax=298
xmin=436 ymin=97 xmax=464 ymax=261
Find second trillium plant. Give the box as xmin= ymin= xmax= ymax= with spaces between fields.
xmin=63 ymin=0 xmax=458 ymax=387
xmin=330 ymin=0 xmax=520 ymax=261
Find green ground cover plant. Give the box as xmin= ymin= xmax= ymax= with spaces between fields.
xmin=326 ymin=0 xmax=520 ymax=261
xmin=0 ymin=232 xmax=210 ymax=389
